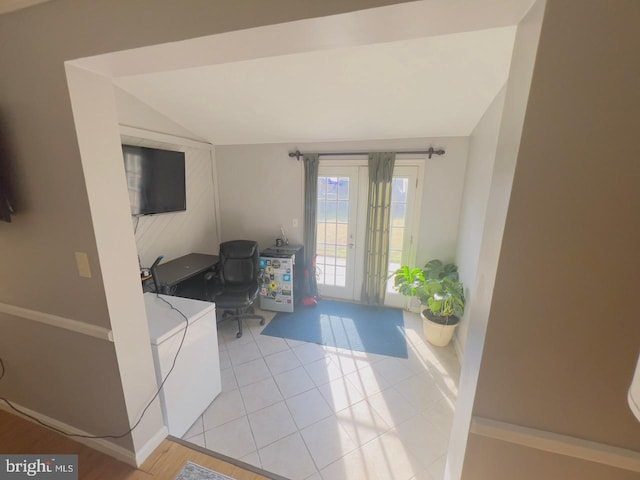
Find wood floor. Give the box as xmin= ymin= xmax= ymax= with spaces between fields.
xmin=0 ymin=410 xmax=271 ymax=479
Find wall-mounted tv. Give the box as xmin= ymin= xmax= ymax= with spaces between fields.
xmin=122 ymin=144 xmax=186 ymax=216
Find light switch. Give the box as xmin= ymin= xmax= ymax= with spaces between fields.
xmin=75 ymin=252 xmax=92 ymax=278
xmin=292 ymin=218 xmax=298 ymax=228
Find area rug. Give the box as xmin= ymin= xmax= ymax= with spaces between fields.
xmin=261 ymin=300 xmax=408 ymax=358
xmin=174 ymin=462 xmax=236 ymax=480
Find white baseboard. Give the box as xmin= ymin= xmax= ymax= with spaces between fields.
xmin=134 ymin=424 xmax=169 ymax=466
xmin=0 ymin=400 xmax=166 ymax=467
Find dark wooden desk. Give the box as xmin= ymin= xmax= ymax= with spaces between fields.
xmin=155 ymin=253 xmax=219 ymax=288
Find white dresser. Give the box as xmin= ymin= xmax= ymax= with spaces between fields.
xmin=144 ymin=293 xmax=221 ymax=437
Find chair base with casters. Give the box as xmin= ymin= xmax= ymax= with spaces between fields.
xmin=205 ymin=240 xmax=265 ymax=339
xmin=218 ymin=306 xmax=265 ymax=338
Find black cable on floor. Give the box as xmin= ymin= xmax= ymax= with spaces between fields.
xmin=0 ymin=294 xmax=189 ymax=440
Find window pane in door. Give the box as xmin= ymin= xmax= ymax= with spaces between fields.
xmin=325 ymin=223 xmax=337 ymax=246
xmin=337 ymin=201 xmax=349 ymax=223
xmin=326 ymin=177 xmax=338 ymax=199
xmin=318 ymin=177 xmax=327 ymax=197
xmin=325 ymin=200 xmax=336 ymax=222
xmin=317 ymin=201 xmax=326 ymax=223
xmin=393 ymin=177 xmax=408 ymax=203
xmin=338 ymin=178 xmax=349 ymax=200
xmin=387 ymin=177 xmax=410 ymax=293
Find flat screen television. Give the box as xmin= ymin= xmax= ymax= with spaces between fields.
xmin=122 ymin=144 xmax=186 ymax=216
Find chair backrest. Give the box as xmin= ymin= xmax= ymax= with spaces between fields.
xmin=218 ymin=240 xmax=260 ymax=285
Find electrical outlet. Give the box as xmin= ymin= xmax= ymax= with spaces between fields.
xmin=292 ymin=218 xmax=298 ymax=228
xmin=75 ymin=252 xmax=92 ymax=278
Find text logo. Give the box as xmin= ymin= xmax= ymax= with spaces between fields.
xmin=0 ymin=455 xmax=77 ymax=479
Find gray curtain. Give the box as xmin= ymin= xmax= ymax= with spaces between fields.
xmin=361 ymin=152 xmax=396 ymax=305
xmin=302 ymin=153 xmax=319 ymax=301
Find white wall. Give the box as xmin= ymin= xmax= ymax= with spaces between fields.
xmin=65 ymin=64 xmax=165 ymax=459
xmin=120 ymin=134 xmax=219 ymax=268
xmin=446 ymin=1 xmax=546 ymax=478
xmin=214 ymin=144 xmax=303 ymax=249
xmin=215 ymin=137 xmax=468 ymax=262
xmin=454 ymin=87 xmax=506 ymax=354
xmin=415 ymin=138 xmax=468 ymax=264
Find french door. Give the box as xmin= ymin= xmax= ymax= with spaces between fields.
xmin=316 ymin=166 xmax=360 ymax=300
xmin=384 ymin=166 xmax=420 ymax=308
xmin=315 ymin=163 xmax=420 ymax=305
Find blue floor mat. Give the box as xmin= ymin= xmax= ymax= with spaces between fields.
xmin=261 ymin=300 xmax=408 ymax=359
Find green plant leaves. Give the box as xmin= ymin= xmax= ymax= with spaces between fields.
xmin=423 ymin=259 xmax=459 ymax=281
xmin=392 ymin=259 xmax=465 ymax=318
xmin=423 ymin=259 xmax=444 ymax=280
xmin=391 ymin=266 xmax=425 ymax=298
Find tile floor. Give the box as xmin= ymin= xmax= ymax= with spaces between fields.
xmin=182 ymin=307 xmax=460 ymax=480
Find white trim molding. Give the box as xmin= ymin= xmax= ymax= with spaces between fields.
xmin=119 ymin=125 xmax=213 ymax=151
xmin=0 ymin=302 xmax=113 ymax=342
xmin=210 ymin=146 xmax=222 ymax=247
xmin=471 ymin=416 xmax=640 ymax=473
xmin=0 ymin=400 xmax=166 ymax=466
xmin=134 ymin=424 xmax=169 ymax=466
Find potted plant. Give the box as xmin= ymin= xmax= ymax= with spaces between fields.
xmin=392 ymin=259 xmax=465 ymax=347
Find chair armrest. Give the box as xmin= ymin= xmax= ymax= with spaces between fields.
xmin=204 ymin=267 xmax=223 ymax=299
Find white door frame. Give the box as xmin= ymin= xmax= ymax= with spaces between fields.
xmin=317 ymin=161 xmax=365 ymax=300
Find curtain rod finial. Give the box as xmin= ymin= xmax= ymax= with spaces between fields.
xmin=426 ymin=147 xmax=445 ymax=159
xmin=289 ymin=150 xmax=303 ymax=161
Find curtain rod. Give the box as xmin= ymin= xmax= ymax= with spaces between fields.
xmin=288 ymin=147 xmax=445 ymax=161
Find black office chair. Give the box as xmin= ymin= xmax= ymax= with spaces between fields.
xmin=205 ymin=240 xmax=265 ymax=338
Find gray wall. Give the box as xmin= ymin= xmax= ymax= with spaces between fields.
xmin=0 ymin=0 xmax=407 ymax=455
xmin=215 ymin=136 xmax=468 ymax=262
xmin=464 ymin=435 xmax=640 ymax=480
xmin=461 ymin=0 xmax=640 ymax=477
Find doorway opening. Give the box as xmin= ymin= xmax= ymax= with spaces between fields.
xmin=316 ymin=162 xmax=421 ymax=307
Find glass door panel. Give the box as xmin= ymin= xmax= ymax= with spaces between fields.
xmin=385 ymin=166 xmax=419 ymax=308
xmin=316 ymin=167 xmax=359 ymax=299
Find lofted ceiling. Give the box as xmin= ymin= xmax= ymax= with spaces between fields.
xmin=115 ymin=27 xmax=516 ymax=145
xmin=107 ymin=1 xmax=534 ymax=145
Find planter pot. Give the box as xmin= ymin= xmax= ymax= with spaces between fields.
xmin=421 ymin=309 xmax=459 ymax=347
